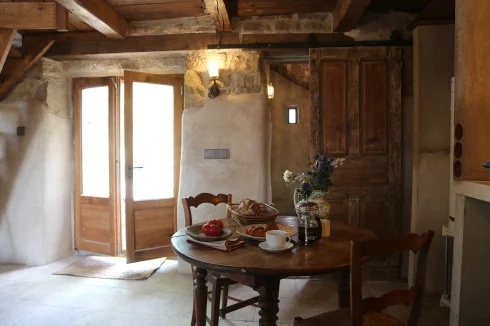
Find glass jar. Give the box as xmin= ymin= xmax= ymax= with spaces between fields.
xmin=296 ymin=201 xmax=323 ymax=244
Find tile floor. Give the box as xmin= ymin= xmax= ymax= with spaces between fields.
xmin=0 ymin=255 xmax=449 ymax=326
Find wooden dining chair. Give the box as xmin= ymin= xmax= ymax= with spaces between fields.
xmin=294 ymin=230 xmax=435 ymax=326
xmin=182 ymin=193 xmax=259 ymax=326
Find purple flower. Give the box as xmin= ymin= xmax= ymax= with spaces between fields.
xmin=302 ymin=183 xmax=311 ymax=190
xmin=307 ymin=171 xmax=312 ymax=175
xmin=321 ymin=154 xmax=327 ymax=161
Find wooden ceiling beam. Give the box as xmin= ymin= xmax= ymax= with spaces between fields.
xmin=407 ymin=0 xmax=455 ymax=31
xmin=39 ymin=33 xmax=239 ymax=60
xmin=0 ymin=2 xmax=68 ymax=31
xmin=0 ymin=30 xmax=16 ymax=73
xmin=55 ymin=0 xmax=128 ymax=39
xmin=333 ymin=0 xmax=372 ymax=32
xmin=242 ymin=33 xmax=354 ymax=44
xmin=0 ymin=39 xmax=55 ymax=100
xmin=203 ymin=0 xmax=231 ymax=32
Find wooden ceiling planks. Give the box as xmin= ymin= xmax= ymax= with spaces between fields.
xmin=105 ymin=0 xmax=205 ymax=21
xmin=236 ymin=0 xmax=338 ymax=17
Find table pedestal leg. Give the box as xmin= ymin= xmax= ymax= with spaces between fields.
xmin=257 ymin=277 xmax=280 ymax=326
xmin=337 ymin=268 xmax=350 ymax=309
xmin=194 ymin=268 xmax=208 ymax=326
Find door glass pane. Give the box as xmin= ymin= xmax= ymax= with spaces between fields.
xmin=132 ymin=82 xmax=174 ymax=201
xmin=81 ymin=86 xmax=109 ymax=197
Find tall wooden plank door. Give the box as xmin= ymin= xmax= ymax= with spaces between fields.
xmin=309 ymin=47 xmax=402 ymax=241
xmin=73 ymin=77 xmax=119 ymax=256
xmin=124 ymin=71 xmax=183 ymax=263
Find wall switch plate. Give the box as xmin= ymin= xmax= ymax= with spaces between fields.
xmin=204 ymin=149 xmax=230 ymax=159
xmin=17 ymin=126 xmax=25 ymax=136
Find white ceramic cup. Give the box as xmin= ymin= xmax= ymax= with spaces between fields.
xmin=266 ymin=230 xmax=290 ymax=249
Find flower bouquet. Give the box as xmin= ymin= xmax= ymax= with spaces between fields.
xmin=283 ymin=154 xmax=345 ymax=204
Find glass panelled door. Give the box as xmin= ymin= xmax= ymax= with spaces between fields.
xmin=124 ymin=71 xmax=183 ymax=263
xmin=73 ymin=78 xmax=118 ymax=256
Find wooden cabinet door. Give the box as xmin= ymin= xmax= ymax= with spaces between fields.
xmin=310 ymin=47 xmax=402 ymax=240
xmin=73 ymin=77 xmax=119 ymax=256
xmin=124 ymin=71 xmax=183 ymax=263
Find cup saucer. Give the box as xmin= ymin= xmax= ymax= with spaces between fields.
xmin=259 ymin=242 xmax=294 ymax=252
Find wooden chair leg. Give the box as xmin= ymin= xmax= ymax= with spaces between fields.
xmin=191 ymin=304 xmax=196 ymax=326
xmin=220 ymin=283 xmax=229 ymax=319
xmin=210 ymin=276 xmax=222 ymax=326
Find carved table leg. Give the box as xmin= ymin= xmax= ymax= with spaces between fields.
xmin=194 ymin=268 xmax=208 ymax=326
xmin=337 ymin=268 xmax=350 ymax=309
xmin=256 ymin=277 xmax=280 ymax=326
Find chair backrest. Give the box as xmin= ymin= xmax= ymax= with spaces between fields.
xmin=350 ymin=230 xmax=435 ymax=326
xmin=182 ymin=193 xmax=232 ymax=227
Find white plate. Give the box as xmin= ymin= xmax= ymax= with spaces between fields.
xmin=258 ymin=241 xmax=294 ymax=252
xmin=186 ymin=225 xmax=233 ymax=242
xmin=236 ymin=224 xmax=297 ymax=241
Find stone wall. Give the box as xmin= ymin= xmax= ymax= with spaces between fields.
xmin=233 ymin=13 xmax=333 ymax=34
xmin=0 ymin=59 xmax=72 ymax=265
xmin=185 ymin=50 xmax=262 ymax=108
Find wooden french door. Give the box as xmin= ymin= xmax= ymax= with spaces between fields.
xmin=73 ymin=77 xmax=119 ymax=256
xmin=124 ymin=71 xmax=183 ymax=263
xmin=309 ymin=47 xmax=402 ymax=240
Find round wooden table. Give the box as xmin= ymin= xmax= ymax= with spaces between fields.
xmin=171 ymin=216 xmax=375 ymax=326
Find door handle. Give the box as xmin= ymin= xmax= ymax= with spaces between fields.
xmin=128 ymin=164 xmax=143 ymax=171
xmin=483 ymin=162 xmax=490 ymax=174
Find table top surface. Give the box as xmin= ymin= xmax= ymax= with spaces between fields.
xmin=171 ymin=216 xmax=376 ymax=277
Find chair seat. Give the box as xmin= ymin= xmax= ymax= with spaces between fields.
xmin=296 ymin=309 xmax=405 ymax=326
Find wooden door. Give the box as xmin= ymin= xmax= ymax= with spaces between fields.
xmin=73 ymin=77 xmax=119 ymax=256
xmin=124 ymin=71 xmax=183 ymax=263
xmin=310 ymin=47 xmax=402 ymax=240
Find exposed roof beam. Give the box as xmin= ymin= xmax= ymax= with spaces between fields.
xmin=203 ymin=0 xmax=231 ymax=32
xmin=0 ymin=30 xmax=16 ymax=73
xmin=242 ymin=33 xmax=354 ymax=44
xmin=0 ymin=39 xmax=55 ymax=100
xmin=408 ymin=0 xmax=455 ymax=31
xmin=0 ymin=2 xmax=68 ymax=31
xmin=333 ymin=0 xmax=372 ymax=32
xmin=38 ymin=33 xmax=239 ymax=60
xmin=55 ymin=0 xmax=128 ymax=39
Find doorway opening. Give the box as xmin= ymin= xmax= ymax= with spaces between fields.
xmin=73 ymin=72 xmax=183 ymax=263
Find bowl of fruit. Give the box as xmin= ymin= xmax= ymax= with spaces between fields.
xmin=185 ymin=219 xmax=233 ymax=242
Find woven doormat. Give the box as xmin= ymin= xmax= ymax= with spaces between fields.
xmin=53 ymin=256 xmax=166 ymax=280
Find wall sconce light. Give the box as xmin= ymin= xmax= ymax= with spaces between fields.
xmin=208 ymin=60 xmax=220 ymax=99
xmin=267 ymin=83 xmax=275 ymax=99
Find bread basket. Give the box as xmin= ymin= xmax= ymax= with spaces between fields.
xmin=227 ymin=203 xmax=280 ymax=225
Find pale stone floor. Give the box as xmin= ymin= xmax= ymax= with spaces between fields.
xmin=0 ymin=256 xmax=449 ymax=326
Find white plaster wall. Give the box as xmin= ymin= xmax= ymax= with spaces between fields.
xmin=177 ymin=92 xmax=269 ymax=230
xmin=0 ymin=59 xmax=72 ymax=265
xmin=410 ymin=25 xmax=454 ymax=295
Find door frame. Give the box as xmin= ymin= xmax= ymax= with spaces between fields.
xmin=123 ymin=71 xmax=184 ymax=263
xmin=73 ymin=77 xmax=120 ymax=256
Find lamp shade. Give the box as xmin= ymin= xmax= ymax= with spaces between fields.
xmin=208 ymin=60 xmax=219 ymax=79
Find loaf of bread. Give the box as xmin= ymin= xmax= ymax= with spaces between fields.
xmin=238 ymin=199 xmax=262 ymax=215
xmin=246 ymin=226 xmax=266 ymax=237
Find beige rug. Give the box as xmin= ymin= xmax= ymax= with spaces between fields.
xmin=53 ymin=256 xmax=166 ymax=280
